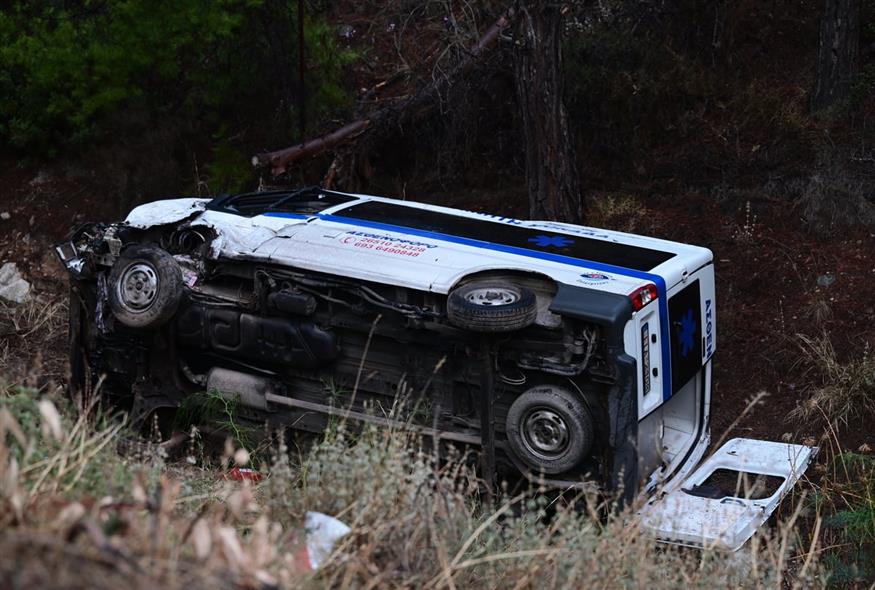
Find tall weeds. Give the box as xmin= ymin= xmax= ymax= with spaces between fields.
xmin=0 ymin=380 xmax=829 ymax=589
xmin=789 ymin=332 xmax=875 ymax=585
xmin=263 ymin=422 xmax=825 ymax=588
xmin=818 ymin=452 xmax=875 ymax=584
xmin=790 ymin=334 xmax=875 ymax=426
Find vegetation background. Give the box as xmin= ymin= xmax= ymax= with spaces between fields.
xmin=0 ymin=0 xmax=874 ymax=587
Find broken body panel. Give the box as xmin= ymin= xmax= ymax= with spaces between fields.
xmin=56 ymin=187 xmax=814 ymax=551
xmin=639 ymin=439 xmax=818 ymax=550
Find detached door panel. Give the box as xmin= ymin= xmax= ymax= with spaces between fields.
xmin=638 ymin=438 xmax=817 ymax=551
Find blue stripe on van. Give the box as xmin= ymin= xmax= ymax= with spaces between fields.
xmin=262 ymin=212 xmax=310 ymax=220
xmin=262 ymin=210 xmax=675 ymax=400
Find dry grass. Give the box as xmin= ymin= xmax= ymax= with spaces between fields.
xmin=0 ymin=386 xmax=311 ymax=590
xmin=289 ymin=422 xmax=825 ymax=589
xmin=789 ymin=333 xmax=875 ymax=427
xmin=0 ymin=382 xmax=830 ymax=590
xmin=0 ymin=293 xmax=68 ymax=386
xmin=586 ymin=192 xmax=646 ymax=233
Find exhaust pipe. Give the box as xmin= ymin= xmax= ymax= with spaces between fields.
xmin=205 ymin=368 xmax=274 ymax=411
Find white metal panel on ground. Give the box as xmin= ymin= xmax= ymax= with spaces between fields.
xmin=638 ymin=438 xmax=817 ymax=551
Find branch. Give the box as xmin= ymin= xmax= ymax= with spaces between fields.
xmin=251 ymin=120 xmax=371 ymax=176
xmin=252 ymin=6 xmax=517 ymax=176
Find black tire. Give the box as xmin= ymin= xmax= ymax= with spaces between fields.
xmin=505 ymin=385 xmax=594 ymax=475
xmin=108 ymin=244 xmax=183 ymax=329
xmin=447 ymin=280 xmax=537 ymax=332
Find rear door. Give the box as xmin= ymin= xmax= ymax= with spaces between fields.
xmin=638 ymin=438 xmax=817 ymax=551
xmin=637 ymin=263 xmax=716 ymax=419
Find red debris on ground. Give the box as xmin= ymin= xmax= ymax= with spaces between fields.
xmin=225 ymin=467 xmax=264 ymax=482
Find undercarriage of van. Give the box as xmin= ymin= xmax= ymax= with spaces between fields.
xmin=62 ymin=221 xmax=652 ymax=496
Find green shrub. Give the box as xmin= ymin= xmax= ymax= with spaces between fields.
xmin=0 ymin=0 xmax=357 ymax=176
xmin=819 ymin=452 xmax=875 ymax=585
xmin=174 ymin=388 xmax=263 ymax=462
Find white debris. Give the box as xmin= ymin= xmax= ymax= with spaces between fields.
xmin=304 ymin=511 xmax=351 ymax=569
xmin=29 ymin=169 xmax=53 ymax=185
xmin=0 ymin=212 xmax=10 ymax=221
xmin=0 ymin=263 xmax=31 ymax=304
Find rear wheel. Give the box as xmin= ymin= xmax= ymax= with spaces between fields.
xmin=447 ymin=280 xmax=537 ymax=332
xmin=505 ymin=385 xmax=594 ymax=475
xmin=108 ymin=244 xmax=183 ymax=329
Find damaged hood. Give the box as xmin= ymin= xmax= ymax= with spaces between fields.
xmin=126 ymin=198 xmax=211 ymax=228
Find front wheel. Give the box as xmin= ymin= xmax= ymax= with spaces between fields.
xmin=108 ymin=244 xmax=183 ymax=329
xmin=447 ymin=280 xmax=537 ymax=332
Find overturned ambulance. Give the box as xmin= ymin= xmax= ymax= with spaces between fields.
xmin=55 ymin=187 xmax=816 ymax=550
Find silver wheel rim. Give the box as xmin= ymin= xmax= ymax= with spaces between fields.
xmin=116 ymin=262 xmax=159 ymax=313
xmin=522 ymin=408 xmax=570 ymax=460
xmin=464 ymin=287 xmax=520 ymax=306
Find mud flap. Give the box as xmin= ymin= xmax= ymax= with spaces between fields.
xmin=638 ymin=438 xmax=817 ymax=551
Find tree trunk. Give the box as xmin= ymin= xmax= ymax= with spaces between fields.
xmin=513 ymin=1 xmax=582 ymax=223
xmin=811 ymin=0 xmax=860 ymax=111
xmin=254 ymin=8 xmax=517 ymax=177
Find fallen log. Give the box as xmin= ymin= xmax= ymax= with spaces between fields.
xmin=250 ymin=120 xmax=371 ymax=176
xmin=252 ymin=6 xmax=516 ymax=176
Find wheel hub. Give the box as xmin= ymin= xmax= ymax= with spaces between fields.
xmin=117 ymin=262 xmax=159 ymax=313
xmin=464 ymin=287 xmax=519 ymax=306
xmin=522 ymin=408 xmax=570 ymax=459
